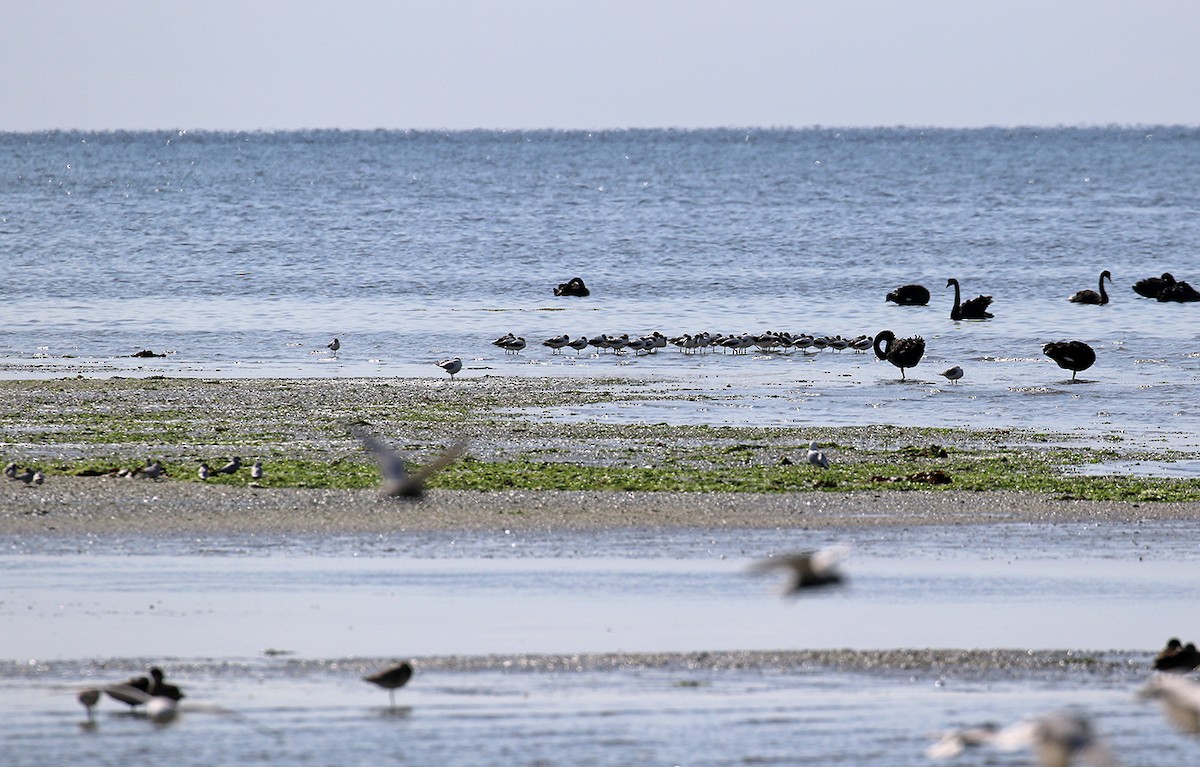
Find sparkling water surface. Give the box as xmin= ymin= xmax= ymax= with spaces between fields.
xmin=4 ymin=129 xmax=1200 ymax=764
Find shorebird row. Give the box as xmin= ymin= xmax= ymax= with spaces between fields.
xmin=499 ymin=331 xmax=878 ymax=357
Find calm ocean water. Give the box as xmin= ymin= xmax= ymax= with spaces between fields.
xmin=3 ymin=128 xmax=1200 ymax=452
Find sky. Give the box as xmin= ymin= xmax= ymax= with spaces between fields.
xmin=3 ymin=0 xmax=1200 ymax=131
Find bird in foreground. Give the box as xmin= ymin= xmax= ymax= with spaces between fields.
xmin=104 ymin=674 xmax=151 ymax=709
xmin=1070 ymin=270 xmax=1112 ymax=305
xmin=1154 ymin=638 xmax=1200 ymax=672
xmin=873 ymin=330 xmax=925 ymax=380
xmin=437 ymin=357 xmax=463 ymax=380
xmin=804 ymin=441 xmax=829 ymax=469
xmin=939 ymin=365 xmax=964 ymax=384
xmin=327 ymin=338 xmax=340 ymax=353
xmin=1043 ymin=341 xmax=1096 ymax=382
xmin=946 ymin=278 xmax=994 ymax=320
xmin=748 ymin=544 xmax=848 ymax=595
xmin=214 ymin=456 xmax=242 ymax=475
xmin=350 ymin=426 xmax=466 ymax=499
xmin=885 ymin=283 xmax=931 ymax=306
xmin=363 ymin=661 xmax=414 ymax=708
xmin=1139 ymin=674 xmax=1200 ymax=735
xmin=930 ymin=711 xmax=1117 ymax=767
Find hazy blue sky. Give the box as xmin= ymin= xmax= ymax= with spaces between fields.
xmin=4 ymin=0 xmax=1199 ymax=131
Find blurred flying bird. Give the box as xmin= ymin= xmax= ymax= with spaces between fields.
xmin=350 ymin=426 xmax=466 ymax=499
xmin=749 ymin=544 xmax=848 ymax=595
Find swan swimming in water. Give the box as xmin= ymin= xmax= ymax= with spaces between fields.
xmin=946 ymin=278 xmax=994 ymax=320
xmin=1069 ymin=270 xmax=1111 ymax=304
xmin=885 ymin=283 xmax=930 ymax=306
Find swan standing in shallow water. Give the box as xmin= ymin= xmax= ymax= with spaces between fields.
xmin=1070 ymin=270 xmax=1112 ymax=304
xmin=1043 ymin=340 xmax=1096 ymax=381
xmin=873 ymin=330 xmax=925 ymax=380
xmin=946 ymin=278 xmax=994 ymax=319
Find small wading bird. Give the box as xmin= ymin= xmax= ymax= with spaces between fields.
xmin=804 ymin=441 xmax=829 ymax=469
xmin=250 ymin=460 xmax=264 ymax=481
xmin=939 ymin=365 xmax=964 ymax=384
xmin=946 ymin=278 xmax=994 ymax=320
xmin=327 ymin=338 xmax=340 ymax=353
xmin=437 ymin=357 xmax=463 ymax=380
xmin=214 ymin=456 xmax=242 ymax=475
xmin=1070 ymin=269 xmax=1112 ymax=305
xmin=78 ymin=688 xmax=101 ymax=722
xmin=748 ymin=544 xmax=848 ymax=595
xmin=1043 ymin=340 xmax=1096 ymax=382
xmin=873 ymin=330 xmax=925 ymax=380
xmin=885 ymin=283 xmax=930 ymax=306
xmin=198 ymin=463 xmax=211 ymax=481
xmin=350 ymin=426 xmax=466 ymax=499
xmin=363 ymin=661 xmax=414 ymax=708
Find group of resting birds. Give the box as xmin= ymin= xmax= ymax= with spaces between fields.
xmin=77 ymin=660 xmax=417 ymax=726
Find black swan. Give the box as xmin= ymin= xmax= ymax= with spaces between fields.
xmin=1156 ymin=279 xmax=1200 ymax=303
xmin=873 ymin=330 xmax=925 ymax=380
xmin=1043 ymin=340 xmax=1095 ymax=381
xmin=553 ymin=277 xmax=590 ymax=297
xmin=1132 ymin=272 xmax=1175 ymax=299
xmin=886 ymin=284 xmax=931 ymax=306
xmin=946 ymin=278 xmax=994 ymax=320
xmin=1070 ymin=270 xmax=1111 ymax=304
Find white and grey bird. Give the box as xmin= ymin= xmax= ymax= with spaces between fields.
xmin=437 ymin=357 xmax=463 ymax=380
xmin=250 ymin=460 xmax=264 ymax=480
xmin=198 ymin=463 xmax=211 ymax=481
xmin=988 ymin=710 xmax=1119 ymax=767
xmin=327 ymin=338 xmax=340 ymax=353
xmin=804 ymin=441 xmax=830 ymax=469
xmin=214 ymin=457 xmax=241 ymax=475
xmin=32 ymin=470 xmax=44 ymax=485
xmin=567 ymin=336 xmax=590 ymax=354
xmin=748 ymin=544 xmax=848 ymax=595
xmin=350 ymin=426 xmax=466 ymax=499
xmin=3 ymin=461 xmax=17 ymax=479
xmin=542 ymin=334 xmax=570 ymax=353
xmin=939 ymin=365 xmax=964 ymax=384
xmin=1139 ymin=674 xmax=1200 ymax=735
xmin=925 ymin=723 xmax=1001 ymax=759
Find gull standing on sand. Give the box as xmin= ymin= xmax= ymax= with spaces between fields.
xmin=748 ymin=544 xmax=848 ymax=595
xmin=939 ymin=366 xmax=964 ymax=384
xmin=805 ymin=441 xmax=830 ymax=469
xmin=363 ymin=661 xmax=414 ymax=708
xmin=350 ymin=426 xmax=466 ymax=499
xmin=437 ymin=357 xmax=463 ymax=380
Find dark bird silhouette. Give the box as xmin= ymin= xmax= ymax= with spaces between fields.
xmin=351 ymin=426 xmax=465 ymax=499
xmin=748 ymin=545 xmax=848 ymax=595
xmin=363 ymin=661 xmax=414 ymax=708
xmin=104 ymin=674 xmax=151 ymax=709
xmin=78 ymin=688 xmax=101 ymax=722
xmin=946 ymin=278 xmax=994 ymax=320
xmin=553 ymin=277 xmax=590 ymax=297
xmin=1154 ymin=638 xmax=1200 ymax=672
xmin=148 ymin=666 xmax=186 ymax=701
xmin=1157 ymin=279 xmax=1200 ymax=302
xmin=886 ymin=283 xmax=931 ymax=306
xmin=1132 ymin=272 xmax=1175 ymax=298
xmin=1043 ymin=341 xmax=1096 ymax=381
xmin=1070 ymin=270 xmax=1111 ymax=304
xmin=214 ymin=456 xmax=241 ymax=475
xmin=873 ymin=330 xmax=925 ymax=380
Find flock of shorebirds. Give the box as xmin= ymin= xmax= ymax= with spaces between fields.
xmin=441 ymin=271 xmax=1195 ymax=385
xmin=73 ymin=660 xmax=414 ymax=727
